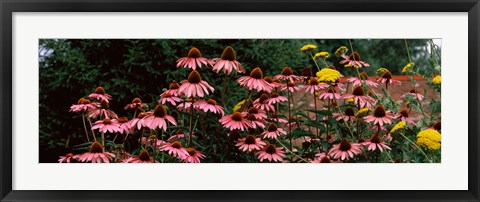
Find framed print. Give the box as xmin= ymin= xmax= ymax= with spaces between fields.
xmin=1 ymin=0 xmax=479 ymax=201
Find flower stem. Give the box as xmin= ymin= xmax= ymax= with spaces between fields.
xmin=82 ymin=112 xmax=90 ymax=142
xmin=189 ymin=100 xmax=194 ymax=147
xmin=309 ymin=52 xmax=321 ymax=71
xmin=398 ymin=132 xmax=432 ymax=162
xmin=221 ymin=73 xmax=229 ymax=110
xmin=275 ymin=139 xmax=309 ymax=163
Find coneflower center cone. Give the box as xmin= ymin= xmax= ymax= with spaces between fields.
xmin=302 ymin=67 xmax=312 ymax=77
xmin=382 ymin=71 xmax=392 ymax=80
xmin=153 ymin=105 xmax=167 ymax=117
xmin=231 ymin=112 xmax=243 ymax=121
xmin=373 ymin=106 xmax=386 ymax=117
xmin=409 ymin=88 xmax=417 ymax=94
xmin=359 ymin=72 xmax=368 ymax=80
xmin=118 ymin=117 xmax=129 ymax=123
xmin=246 ymin=114 xmax=256 ymax=121
xmin=188 ymin=70 xmax=202 ymax=84
xmin=187 ymin=47 xmax=202 ymax=58
xmin=100 ymin=100 xmax=109 ymax=109
xmin=78 ymin=98 xmax=91 ymax=104
xmin=349 ymin=52 xmax=361 ymax=61
xmin=281 ymin=67 xmax=294 ymax=76
xmin=248 ymin=107 xmax=259 ymax=114
xmin=309 ymin=77 xmax=318 ymax=85
xmin=102 ymin=118 xmax=112 ymax=124
xmin=245 ymin=135 xmax=256 ymax=144
xmin=267 ymin=123 xmax=278 ymax=132
xmin=207 ymin=99 xmax=217 ymax=105
xmin=250 ymin=67 xmax=264 ymax=79
xmin=339 ymin=139 xmax=352 ymax=151
xmin=264 ymin=76 xmax=273 ymax=83
xmin=221 ymin=46 xmax=236 ymax=61
xmin=370 ymin=134 xmax=381 ymax=143
xmin=137 ymin=112 xmax=147 ymax=119
xmin=352 ymin=86 xmax=365 ymax=96
xmin=287 ymin=82 xmax=295 ymax=87
xmin=400 ymin=109 xmax=409 ymax=118
xmin=265 ymin=144 xmax=277 ymax=154
xmin=169 ymin=82 xmax=180 ymax=89
xmin=345 ymin=108 xmax=355 ymax=116
xmin=172 ymin=141 xmax=182 ymax=149
xmin=320 ymin=157 xmax=331 ymax=163
xmin=434 ymin=121 xmax=441 ymax=131
xmin=132 ymin=97 xmax=142 ymax=104
xmin=90 ymin=141 xmax=103 ymax=153
xmin=259 ymin=94 xmax=269 ymax=103
xmin=95 ymin=86 xmax=106 ymax=94
xmin=186 ymin=148 xmax=197 ymax=156
xmin=139 ymin=150 xmax=151 ymax=161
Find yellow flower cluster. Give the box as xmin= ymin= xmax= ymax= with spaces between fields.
xmin=416 ymin=129 xmax=441 ymax=151
xmin=376 ymin=68 xmax=389 ymax=76
xmin=402 ymin=62 xmax=415 ymax=74
xmin=355 ymin=108 xmax=371 ymax=118
xmin=432 ymin=75 xmax=441 ymax=85
xmin=313 ymin=52 xmax=330 ymax=59
xmin=344 ymin=64 xmax=359 ymax=69
xmin=390 ymin=121 xmax=406 ymax=134
xmin=316 ymin=68 xmax=341 ymax=83
xmin=301 ymin=44 xmax=317 ymax=53
xmin=335 ymin=46 xmax=348 ymax=56
xmin=233 ymin=99 xmax=246 ymax=112
xmin=346 ymin=98 xmax=354 ymax=103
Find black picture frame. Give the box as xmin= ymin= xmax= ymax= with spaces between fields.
xmin=1 ymin=0 xmax=479 ymax=201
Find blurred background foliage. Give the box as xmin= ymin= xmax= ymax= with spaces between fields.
xmin=39 ymin=39 xmax=438 ymax=162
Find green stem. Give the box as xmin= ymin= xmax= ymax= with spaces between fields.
xmin=398 ymin=132 xmax=432 ymax=162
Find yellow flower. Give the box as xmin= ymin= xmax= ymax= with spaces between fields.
xmin=344 ymin=64 xmax=359 ymax=69
xmin=390 ymin=121 xmax=406 ymax=134
xmin=316 ymin=68 xmax=340 ymax=83
xmin=355 ymin=108 xmax=371 ymax=118
xmin=335 ymin=46 xmax=348 ymax=56
xmin=301 ymin=44 xmax=317 ymax=53
xmin=416 ymin=129 xmax=441 ymax=151
xmin=313 ymin=52 xmax=330 ymax=59
xmin=432 ymin=75 xmax=441 ymax=85
xmin=401 ymin=62 xmax=415 ymax=74
xmin=376 ymin=68 xmax=389 ymax=76
xmin=346 ymin=98 xmax=354 ymax=103
xmin=232 ymin=99 xmax=246 ymax=112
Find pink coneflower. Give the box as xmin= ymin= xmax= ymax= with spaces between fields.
xmin=264 ymin=76 xmax=283 ymax=89
xmin=377 ymin=71 xmax=401 ymax=87
xmin=124 ymin=97 xmax=145 ymax=110
xmin=261 ymin=122 xmax=286 ymax=139
xmin=179 ymin=70 xmax=214 ymax=98
xmin=257 ymin=144 xmax=285 ymax=162
xmin=157 ymin=93 xmax=182 ymax=106
xmin=311 ymin=152 xmax=333 ymax=163
xmin=167 ymin=131 xmax=192 ymax=142
xmin=70 ymin=98 xmax=98 ymax=113
xmin=141 ymin=135 xmax=166 ymax=148
xmin=347 ymin=72 xmax=378 ymax=87
xmin=176 ymin=98 xmax=200 ymax=112
xmin=176 ymin=47 xmax=213 ymax=70
xmin=281 ymin=82 xmax=301 ymax=93
xmin=160 ymin=141 xmax=189 ymax=158
xmin=329 ymin=139 xmax=362 ymax=160
xmin=58 ymin=153 xmax=74 ymax=163
xmin=242 ymin=107 xmax=267 ymax=120
xmin=340 ymin=52 xmax=370 ymax=68
xmin=89 ymin=86 xmax=112 ymax=103
xmin=267 ymin=92 xmax=288 ymax=105
xmin=88 ymin=100 xmax=118 ymax=119
xmin=124 ymin=150 xmax=155 ymax=163
xmin=92 ymin=118 xmax=121 ymax=133
xmin=364 ymin=106 xmax=393 ymax=126
xmin=142 ymin=105 xmax=177 ymax=131
xmin=195 ymin=99 xmax=225 ymax=116
xmin=342 ymin=86 xmax=377 ymax=108
xmin=245 ymin=114 xmax=266 ymax=129
xmin=253 ymin=94 xmax=276 ymax=112
xmin=274 ymin=67 xmax=302 ymax=83
xmin=130 ymin=112 xmax=148 ymax=130
xmin=212 ymin=46 xmax=246 ymax=75
xmin=301 ymin=66 xmax=313 ymax=84
xmin=332 ymin=107 xmax=356 ymax=122
xmin=362 ymin=134 xmax=391 ymax=152
xmin=73 ymin=141 xmax=116 ymax=163
xmin=402 ymin=88 xmax=424 ymax=101
xmin=318 ymin=88 xmax=342 ymax=100
xmin=305 ymin=77 xmax=321 ymax=94
xmin=394 ymin=109 xmax=417 ymax=125
xmin=235 ymin=135 xmax=266 ymax=152
xmin=161 ymin=81 xmax=181 ymax=97
xmin=237 ymin=67 xmax=273 ymax=93
xmin=267 ymin=112 xmax=288 ymax=124
xmin=181 ymin=148 xmax=206 ymax=163
xmin=219 ymin=112 xmax=252 ymax=131
xmin=117 ymin=117 xmax=132 ymax=134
